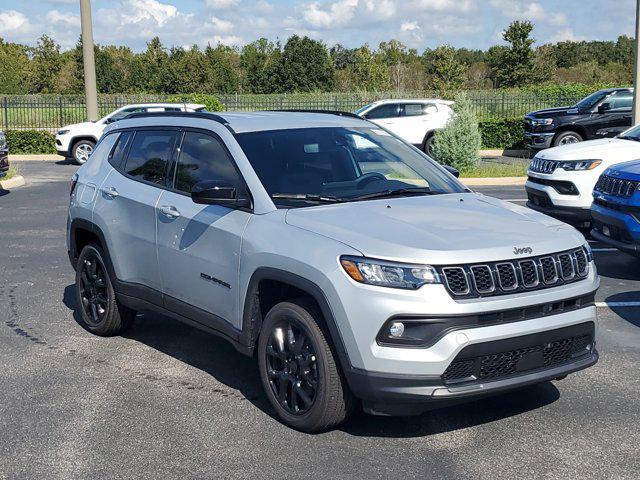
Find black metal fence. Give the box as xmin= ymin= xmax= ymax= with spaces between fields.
xmin=0 ymin=92 xmax=583 ymax=131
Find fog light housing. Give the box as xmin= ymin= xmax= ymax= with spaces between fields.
xmin=389 ymin=322 xmax=405 ymax=338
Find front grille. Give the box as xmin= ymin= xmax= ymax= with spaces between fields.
xmin=595 ymin=174 xmax=639 ymax=198
xmin=439 ymin=248 xmax=589 ymax=298
xmin=442 ymin=328 xmax=594 ymax=385
xmin=529 ymin=157 xmax=559 ymax=174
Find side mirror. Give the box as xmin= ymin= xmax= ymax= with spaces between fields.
xmin=191 ymin=180 xmax=251 ymax=208
xmin=598 ymin=103 xmax=611 ymax=114
xmin=443 ymin=165 xmax=460 ymax=178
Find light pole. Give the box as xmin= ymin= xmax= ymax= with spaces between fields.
xmin=633 ymin=0 xmax=640 ymax=124
xmin=80 ymin=0 xmax=99 ymax=122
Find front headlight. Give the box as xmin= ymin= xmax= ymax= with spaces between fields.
xmin=531 ymin=118 xmax=554 ymax=126
xmin=583 ymin=242 xmax=593 ymax=262
xmin=0 ymin=132 xmax=6 ymax=149
xmin=559 ymin=159 xmax=602 ymax=171
xmin=57 ymin=129 xmax=70 ymax=136
xmin=340 ymin=256 xmax=441 ymax=289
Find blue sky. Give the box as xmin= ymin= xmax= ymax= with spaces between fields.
xmin=0 ymin=0 xmax=636 ymax=52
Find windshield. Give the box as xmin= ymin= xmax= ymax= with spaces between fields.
xmin=575 ymin=91 xmax=609 ymax=110
xmin=354 ymin=104 xmax=372 ymax=115
xmin=235 ymin=126 xmax=465 ymax=207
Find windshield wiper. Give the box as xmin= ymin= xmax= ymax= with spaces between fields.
xmin=271 ymin=193 xmax=344 ymax=203
xmin=347 ymin=187 xmax=436 ymax=201
xmin=618 ymin=135 xmax=640 ymax=142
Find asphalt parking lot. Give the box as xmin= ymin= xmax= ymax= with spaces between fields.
xmin=1 ymin=161 xmax=639 ymax=479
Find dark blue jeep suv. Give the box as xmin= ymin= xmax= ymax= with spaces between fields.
xmin=591 ymin=161 xmax=640 ymax=256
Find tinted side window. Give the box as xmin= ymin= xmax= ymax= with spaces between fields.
xmin=123 ymin=130 xmax=178 ymax=185
xmin=174 ymin=131 xmax=242 ymax=193
xmin=365 ymin=104 xmax=400 ymax=119
xmin=609 ymin=93 xmax=633 ymax=111
xmin=403 ymin=104 xmax=426 ymax=116
xmin=108 ymin=131 xmax=134 ymax=168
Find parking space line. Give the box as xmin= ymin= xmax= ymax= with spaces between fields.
xmin=596 ymin=302 xmax=640 ymax=307
xmin=505 ymin=199 xmax=528 ymax=202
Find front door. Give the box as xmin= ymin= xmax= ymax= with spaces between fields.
xmin=156 ymin=130 xmax=251 ymax=329
xmin=588 ymin=91 xmax=633 ymax=138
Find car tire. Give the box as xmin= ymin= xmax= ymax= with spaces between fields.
xmin=257 ymin=299 xmax=355 ymax=432
xmin=71 ymin=139 xmax=96 ymax=165
xmin=75 ymin=243 xmax=135 ymax=336
xmin=553 ymin=131 xmax=583 ymax=147
xmin=423 ymin=135 xmax=435 ymax=157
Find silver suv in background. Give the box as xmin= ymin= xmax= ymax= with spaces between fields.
xmin=67 ymin=111 xmax=599 ymax=431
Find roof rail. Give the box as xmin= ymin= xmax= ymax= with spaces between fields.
xmin=123 ymin=111 xmax=230 ymax=124
xmin=268 ymin=109 xmax=363 ymax=120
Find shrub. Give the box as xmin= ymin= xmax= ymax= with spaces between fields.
xmin=166 ymin=94 xmax=225 ymax=112
xmin=6 ymin=130 xmax=56 ymax=154
xmin=479 ymin=118 xmax=525 ymax=149
xmin=432 ymin=92 xmax=482 ymax=171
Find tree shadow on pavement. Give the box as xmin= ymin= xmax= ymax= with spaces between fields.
xmin=63 ymin=283 xmax=561 ymax=438
xmin=604 ymin=292 xmax=640 ymax=327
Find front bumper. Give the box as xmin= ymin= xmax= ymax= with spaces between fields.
xmin=0 ymin=149 xmax=8 ymax=177
xmin=55 ymin=134 xmax=72 ymax=157
xmin=348 ymin=321 xmax=598 ymax=415
xmin=525 ymin=132 xmax=555 ymax=149
xmin=526 ymin=187 xmax=592 ymax=223
xmin=590 ymin=202 xmax=640 ymax=256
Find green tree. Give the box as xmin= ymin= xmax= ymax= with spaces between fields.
xmin=30 ymin=35 xmax=63 ymax=93
xmin=240 ymin=38 xmax=282 ymax=93
xmin=279 ymin=35 xmax=334 ymax=92
xmin=432 ymin=92 xmax=481 ymax=171
xmin=488 ymin=21 xmax=551 ymax=87
xmin=351 ymin=45 xmax=390 ymax=91
xmin=429 ymin=44 xmax=467 ymax=92
xmin=0 ymin=38 xmax=32 ymax=94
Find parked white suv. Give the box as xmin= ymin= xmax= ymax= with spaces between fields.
xmin=526 ymin=128 xmax=640 ymax=225
xmin=355 ymin=99 xmax=453 ymax=156
xmin=67 ymin=110 xmax=598 ymax=431
xmin=56 ymin=103 xmax=205 ymax=164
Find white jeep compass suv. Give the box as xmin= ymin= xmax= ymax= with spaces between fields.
xmin=67 ymin=110 xmax=599 ymax=431
xmin=355 ymin=99 xmax=453 ymax=156
xmin=56 ymin=103 xmax=205 ymax=165
xmin=525 ymin=125 xmax=640 ymax=225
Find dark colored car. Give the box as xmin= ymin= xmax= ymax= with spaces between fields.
xmin=525 ymin=88 xmax=633 ymax=149
xmin=0 ymin=130 xmax=8 ymax=178
xmin=591 ymin=161 xmax=640 ymax=257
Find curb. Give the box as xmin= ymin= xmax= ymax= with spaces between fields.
xmin=9 ymin=154 xmax=65 ymax=161
xmin=480 ymin=149 xmax=530 ymax=158
xmin=461 ymin=176 xmax=527 ymax=186
xmin=0 ymin=175 xmax=26 ymax=189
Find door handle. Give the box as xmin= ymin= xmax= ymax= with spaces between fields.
xmin=159 ymin=205 xmax=181 ymax=219
xmin=101 ymin=186 xmax=119 ymax=198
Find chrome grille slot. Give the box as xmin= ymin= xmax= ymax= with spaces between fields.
xmin=539 ymin=256 xmax=558 ymax=284
xmin=442 ymin=267 xmax=469 ymax=295
xmin=519 ymin=260 xmax=539 ymax=288
xmin=496 ymin=263 xmax=518 ymax=291
xmin=558 ymin=253 xmax=575 ymax=280
xmin=574 ymin=249 xmax=588 ymax=276
xmin=595 ymin=174 xmax=639 ymax=198
xmin=470 ymin=265 xmax=495 ymax=294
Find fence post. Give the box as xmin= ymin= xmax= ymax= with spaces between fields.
xmin=3 ymin=97 xmax=8 ymax=130
xmin=59 ymin=96 xmax=64 ymax=128
xmin=235 ymin=92 xmax=238 ymax=110
xmin=501 ymin=92 xmax=506 ymax=118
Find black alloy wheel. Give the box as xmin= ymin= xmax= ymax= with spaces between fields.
xmin=78 ymin=253 xmax=108 ymax=326
xmin=265 ymin=320 xmax=319 ymax=415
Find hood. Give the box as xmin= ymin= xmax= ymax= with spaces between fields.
xmin=606 ymin=159 xmax=640 ymax=179
xmin=59 ymin=121 xmax=98 ymax=131
xmin=285 ymin=193 xmax=584 ymax=265
xmin=536 ymin=138 xmax=640 ymax=161
xmin=526 ymin=106 xmax=578 ymax=119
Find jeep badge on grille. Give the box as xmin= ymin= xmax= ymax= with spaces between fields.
xmin=513 ymin=246 xmax=533 ymax=255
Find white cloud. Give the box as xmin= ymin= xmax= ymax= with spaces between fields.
xmin=550 ymin=27 xmax=585 ymax=43
xmin=489 ymin=0 xmax=566 ymax=26
xmin=210 ymin=15 xmax=234 ymax=32
xmin=414 ymin=0 xmax=474 ymax=13
xmin=304 ymin=0 xmax=359 ymax=28
xmin=205 ymin=0 xmax=240 ymax=8
xmin=0 ymin=10 xmax=29 ymax=33
xmin=365 ymin=0 xmax=396 ymax=20
xmin=122 ymin=0 xmax=179 ymax=27
xmin=207 ymin=34 xmax=243 ymax=45
xmin=46 ymin=10 xmax=80 ymax=28
xmin=400 ymin=21 xmax=419 ymax=32
xmin=256 ymin=0 xmax=274 ymax=13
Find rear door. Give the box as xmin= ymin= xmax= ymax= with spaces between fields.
xmin=93 ymin=128 xmax=179 ymax=293
xmin=155 ymin=129 xmax=252 ymax=330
